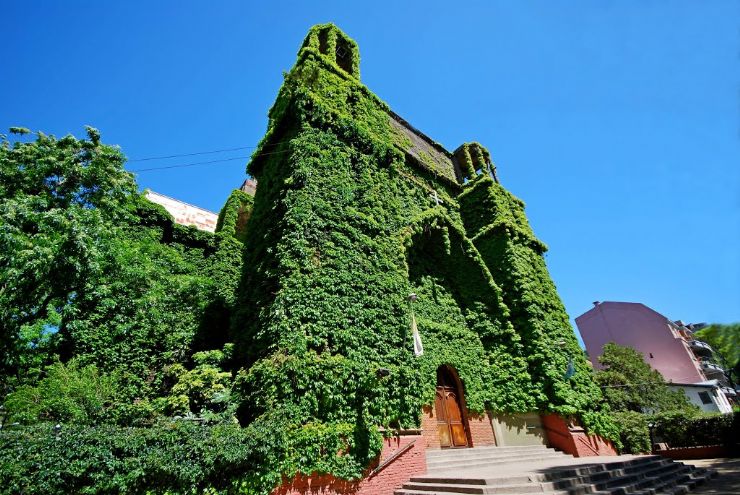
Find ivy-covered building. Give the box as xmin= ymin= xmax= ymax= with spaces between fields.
xmin=229 ymin=23 xmax=615 ymax=486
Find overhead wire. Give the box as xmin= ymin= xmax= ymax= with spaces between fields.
xmin=127 ymin=143 xmax=295 ymax=173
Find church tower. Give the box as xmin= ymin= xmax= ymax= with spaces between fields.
xmin=231 ymin=23 xmax=609 ymax=482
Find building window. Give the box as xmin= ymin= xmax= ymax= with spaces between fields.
xmin=698 ymin=391 xmax=712 ymax=405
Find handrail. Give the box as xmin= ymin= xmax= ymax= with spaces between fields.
xmin=368 ymin=438 xmax=417 ymax=477
xmin=575 ymin=433 xmax=602 ymax=456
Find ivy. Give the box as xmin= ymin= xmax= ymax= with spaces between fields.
xmin=229 ymin=22 xmax=618 ymax=490
xmin=0 ymin=23 xmax=620 ymax=494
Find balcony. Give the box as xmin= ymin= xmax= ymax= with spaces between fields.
xmin=721 ymin=386 xmax=737 ymax=397
xmin=689 ymin=340 xmax=713 ymax=357
xmin=701 ymin=361 xmax=726 ymax=378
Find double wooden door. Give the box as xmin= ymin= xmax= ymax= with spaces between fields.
xmin=435 ymin=368 xmax=469 ymax=448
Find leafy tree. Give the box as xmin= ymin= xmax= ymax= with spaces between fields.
xmin=694 ymin=323 xmax=740 ymax=381
xmin=1 ymin=128 xmax=246 ymax=421
xmin=595 ymin=343 xmax=697 ymax=414
xmin=3 ymin=359 xmax=119 ymax=424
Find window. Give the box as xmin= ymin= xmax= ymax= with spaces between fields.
xmin=698 ymin=391 xmax=712 ymax=405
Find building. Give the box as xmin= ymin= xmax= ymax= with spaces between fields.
xmin=228 ymin=24 xmax=620 ymax=488
xmin=576 ymin=301 xmax=734 ymax=413
xmin=144 ymin=189 xmax=219 ymax=232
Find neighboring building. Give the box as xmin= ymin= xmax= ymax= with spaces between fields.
xmin=576 ymin=301 xmax=734 ymax=413
xmin=668 ymin=382 xmax=733 ymax=414
xmin=144 ymin=189 xmax=218 ymax=232
xmin=239 ymin=178 xmax=257 ymax=196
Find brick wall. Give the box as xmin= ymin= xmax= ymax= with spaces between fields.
xmin=467 ymin=411 xmax=496 ymax=447
xmin=420 ymin=406 xmax=440 ymax=449
xmin=656 ymin=445 xmax=732 ymax=460
xmin=420 ymin=405 xmax=496 ymax=449
xmin=541 ymin=414 xmax=617 ymax=457
xmin=274 ymin=433 xmax=426 ymax=495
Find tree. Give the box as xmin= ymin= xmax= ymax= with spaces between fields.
xmin=595 ymin=343 xmax=697 ymax=414
xmin=694 ymin=323 xmax=740 ymax=382
xmin=0 ymin=128 xmax=245 ymax=421
xmin=0 ymin=127 xmax=137 ymax=388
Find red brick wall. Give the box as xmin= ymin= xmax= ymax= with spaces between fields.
xmin=420 ymin=406 xmax=441 ymax=449
xmin=541 ymin=414 xmax=617 ymax=457
xmin=467 ymin=411 xmax=496 ymax=447
xmin=420 ymin=405 xmax=496 ymax=449
xmin=274 ymin=434 xmax=426 ymax=495
xmin=656 ymin=445 xmax=732 ymax=460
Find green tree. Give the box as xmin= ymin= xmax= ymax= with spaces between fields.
xmin=694 ymin=323 xmax=740 ymax=381
xmin=595 ymin=343 xmax=697 ymax=414
xmin=0 ymin=127 xmax=137 ymax=389
xmin=3 ymin=359 xmax=119 ymax=424
xmin=1 ymin=128 xmax=245 ymax=418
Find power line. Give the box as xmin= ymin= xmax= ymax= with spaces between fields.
xmin=127 ymin=139 xmax=295 ymax=163
xmin=130 ymin=156 xmax=251 ymax=172
xmin=128 ymin=146 xmax=254 ymax=162
xmin=128 ymin=148 xmax=292 ymax=173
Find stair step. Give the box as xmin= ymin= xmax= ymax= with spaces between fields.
xmin=398 ymin=455 xmax=716 ymax=495
xmin=427 ymin=452 xmax=572 ymax=470
xmin=426 ymin=446 xmax=554 ymax=457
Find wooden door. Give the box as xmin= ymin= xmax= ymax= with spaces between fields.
xmin=435 ymin=367 xmax=469 ymax=448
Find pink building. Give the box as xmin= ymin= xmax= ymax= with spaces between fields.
xmin=576 ymin=301 xmax=734 ymax=412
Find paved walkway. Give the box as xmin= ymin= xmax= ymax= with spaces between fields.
xmin=685 ymin=458 xmax=740 ymax=495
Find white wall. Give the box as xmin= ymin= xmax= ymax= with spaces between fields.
xmin=669 ymin=385 xmax=733 ymax=414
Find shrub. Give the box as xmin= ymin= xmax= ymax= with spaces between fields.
xmin=4 ymin=360 xmax=118 ymax=424
xmin=0 ymin=422 xmax=268 ymax=495
xmin=613 ymin=411 xmax=650 ymax=454
xmin=652 ymin=410 xmax=738 ymax=448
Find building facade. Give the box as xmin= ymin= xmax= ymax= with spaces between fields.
xmin=228 ymin=23 xmax=618 ymax=477
xmin=144 ymin=189 xmax=219 ymax=232
xmin=576 ymin=301 xmax=734 ymax=413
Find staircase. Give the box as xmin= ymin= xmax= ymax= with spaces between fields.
xmin=425 ymin=445 xmax=573 ymax=472
xmin=395 ymin=447 xmax=717 ymax=495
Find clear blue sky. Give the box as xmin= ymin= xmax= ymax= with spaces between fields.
xmin=3 ymin=1 xmax=739 ymax=333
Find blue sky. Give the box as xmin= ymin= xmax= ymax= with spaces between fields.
xmin=3 ymin=1 xmax=738 ymax=333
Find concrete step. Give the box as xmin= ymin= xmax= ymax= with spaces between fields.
xmin=550 ymin=460 xmax=686 ymax=492
xmin=427 ymin=447 xmax=562 ymax=461
xmin=426 ymin=446 xmax=555 ymax=458
xmin=428 ymin=452 xmax=571 ymax=471
xmin=396 ymin=456 xmax=717 ymax=495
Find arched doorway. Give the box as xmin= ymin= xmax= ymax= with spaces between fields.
xmin=435 ymin=366 xmax=470 ymax=448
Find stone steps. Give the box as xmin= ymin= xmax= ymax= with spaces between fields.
xmin=395 ymin=452 xmax=717 ymax=495
xmin=426 ymin=446 xmax=571 ymax=472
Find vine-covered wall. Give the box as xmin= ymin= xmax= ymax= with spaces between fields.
xmin=230 ymin=23 xmax=616 ymax=485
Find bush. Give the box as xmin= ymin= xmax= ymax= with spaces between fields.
xmin=0 ymin=422 xmax=268 ymax=495
xmin=613 ymin=411 xmax=650 ymax=454
xmin=3 ymin=360 xmax=118 ymax=424
xmin=652 ymin=411 xmax=738 ymax=448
